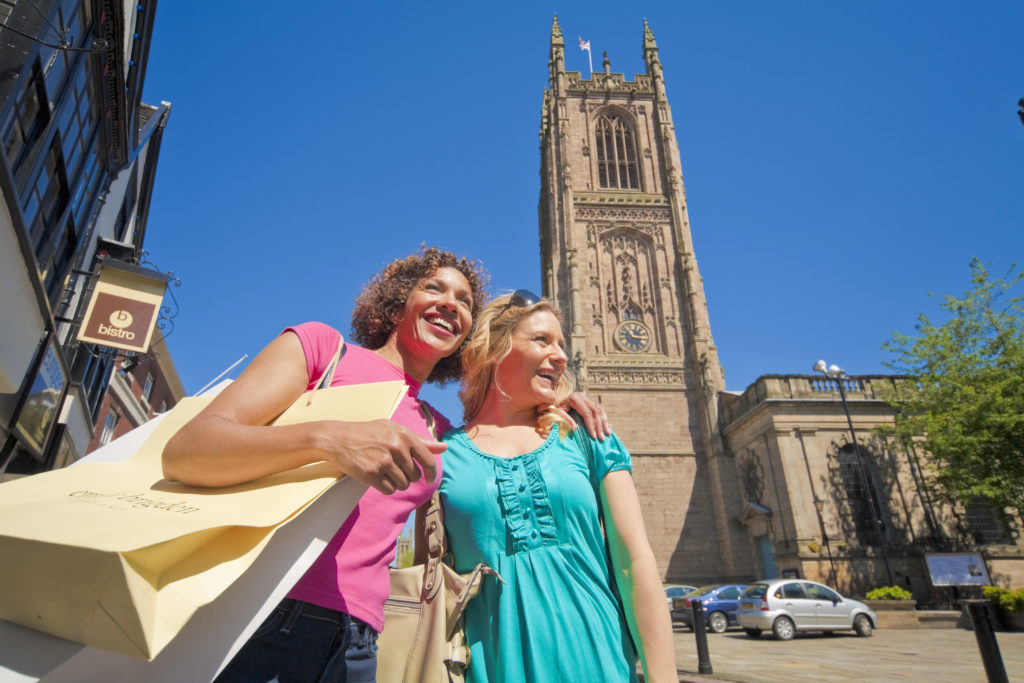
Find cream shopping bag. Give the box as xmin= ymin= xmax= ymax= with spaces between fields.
xmin=0 ymin=379 xmax=407 ymax=661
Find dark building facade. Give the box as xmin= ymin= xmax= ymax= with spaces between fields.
xmin=0 ymin=0 xmax=172 ymax=477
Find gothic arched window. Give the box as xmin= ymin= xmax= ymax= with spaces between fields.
xmin=594 ymin=114 xmax=640 ymax=190
xmin=964 ymin=496 xmax=1011 ymax=545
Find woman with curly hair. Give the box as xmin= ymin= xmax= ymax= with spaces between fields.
xmin=439 ymin=291 xmax=676 ymax=683
xmin=163 ymin=248 xmax=609 ymax=682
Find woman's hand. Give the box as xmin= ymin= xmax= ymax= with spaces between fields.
xmin=561 ymin=392 xmax=612 ymax=440
xmin=310 ymin=418 xmax=443 ymax=494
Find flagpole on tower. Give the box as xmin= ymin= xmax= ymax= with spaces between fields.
xmin=578 ymin=36 xmax=593 ymax=78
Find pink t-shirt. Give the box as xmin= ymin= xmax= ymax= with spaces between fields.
xmin=284 ymin=322 xmax=449 ymax=632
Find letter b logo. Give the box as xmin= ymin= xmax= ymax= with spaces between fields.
xmin=109 ymin=310 xmax=133 ymax=329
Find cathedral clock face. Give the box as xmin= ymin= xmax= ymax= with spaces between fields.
xmin=615 ymin=320 xmax=652 ymax=352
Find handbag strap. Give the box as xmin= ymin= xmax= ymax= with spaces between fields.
xmin=418 ymin=402 xmax=447 ymax=601
xmin=569 ymin=412 xmax=600 ymax=500
xmin=305 ymin=334 xmax=346 ymax=405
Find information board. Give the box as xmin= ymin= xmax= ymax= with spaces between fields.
xmin=924 ymin=552 xmax=990 ymax=586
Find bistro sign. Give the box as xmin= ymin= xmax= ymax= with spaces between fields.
xmin=76 ymin=260 xmax=168 ymax=353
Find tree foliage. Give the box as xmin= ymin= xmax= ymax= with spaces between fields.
xmin=880 ymin=258 xmax=1024 ymax=513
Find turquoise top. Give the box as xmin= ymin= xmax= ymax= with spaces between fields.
xmin=439 ymin=425 xmax=639 ymax=683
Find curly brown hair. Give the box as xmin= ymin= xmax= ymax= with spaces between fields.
xmin=351 ymin=246 xmax=488 ymax=385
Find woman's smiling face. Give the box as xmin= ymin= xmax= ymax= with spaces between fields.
xmin=493 ymin=309 xmax=568 ymax=409
xmin=392 ymin=266 xmax=474 ymax=365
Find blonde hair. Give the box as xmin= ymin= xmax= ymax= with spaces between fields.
xmin=459 ymin=293 xmax=575 ymax=435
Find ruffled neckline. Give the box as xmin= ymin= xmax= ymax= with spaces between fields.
xmin=449 ymin=425 xmax=560 ymax=462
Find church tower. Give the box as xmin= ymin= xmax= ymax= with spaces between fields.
xmin=539 ymin=17 xmax=751 ymax=582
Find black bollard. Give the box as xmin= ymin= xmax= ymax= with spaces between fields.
xmin=691 ymin=600 xmax=713 ymax=675
xmin=967 ymin=601 xmax=1008 ymax=683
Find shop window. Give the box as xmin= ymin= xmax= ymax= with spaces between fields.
xmin=24 ymin=140 xmax=71 ymax=265
xmin=100 ymin=411 xmax=119 ymax=445
xmin=3 ymin=66 xmax=50 ymax=192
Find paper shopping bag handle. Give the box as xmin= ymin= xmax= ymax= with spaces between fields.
xmin=306 ymin=335 xmax=346 ymax=406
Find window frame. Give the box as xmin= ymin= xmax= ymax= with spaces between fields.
xmin=593 ymin=112 xmax=642 ymax=191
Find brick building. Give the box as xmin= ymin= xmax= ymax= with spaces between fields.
xmin=87 ymin=328 xmax=184 ymax=454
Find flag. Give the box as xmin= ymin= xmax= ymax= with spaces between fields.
xmin=579 ymin=37 xmax=591 ymax=52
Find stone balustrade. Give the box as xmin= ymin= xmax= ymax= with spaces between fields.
xmin=719 ymin=374 xmax=912 ymax=426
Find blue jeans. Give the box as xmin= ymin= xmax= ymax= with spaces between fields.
xmin=214 ymin=598 xmax=378 ymax=683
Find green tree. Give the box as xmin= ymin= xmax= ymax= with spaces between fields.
xmin=396 ymin=544 xmax=415 ymax=569
xmin=880 ymin=258 xmax=1024 ymax=513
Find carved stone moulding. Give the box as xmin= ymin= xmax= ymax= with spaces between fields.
xmin=592 ymin=222 xmax=663 ymax=243
xmin=575 ymin=205 xmax=671 ymax=221
xmin=587 ymin=367 xmax=685 ymax=386
xmin=563 ymin=71 xmax=655 ymax=96
xmin=583 ymin=102 xmax=647 ymax=117
xmin=572 ymin=193 xmax=669 ymax=208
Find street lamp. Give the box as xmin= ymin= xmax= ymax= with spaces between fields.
xmin=814 ymin=360 xmax=896 ymax=586
xmin=813 ymin=498 xmax=838 ymax=586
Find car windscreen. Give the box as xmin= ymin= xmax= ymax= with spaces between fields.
xmin=741 ymin=584 xmax=767 ymax=599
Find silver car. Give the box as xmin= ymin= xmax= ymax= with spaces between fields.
xmin=737 ymin=579 xmax=877 ymax=641
xmin=664 ymin=584 xmax=697 ymax=611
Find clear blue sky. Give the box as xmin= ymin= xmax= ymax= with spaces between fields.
xmin=141 ymin=1 xmax=1024 ymax=422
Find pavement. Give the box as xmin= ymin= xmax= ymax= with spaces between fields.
xmin=669 ymin=624 xmax=1024 ymax=682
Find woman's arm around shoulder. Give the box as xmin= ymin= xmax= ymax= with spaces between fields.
xmin=162 ymin=331 xmax=441 ymax=492
xmin=602 ymin=470 xmax=677 ymax=683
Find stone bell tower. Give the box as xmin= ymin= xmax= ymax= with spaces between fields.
xmin=538 ymin=17 xmax=751 ymax=582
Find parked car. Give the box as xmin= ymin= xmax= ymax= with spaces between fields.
xmin=664 ymin=583 xmax=697 ymax=610
xmin=737 ymin=579 xmax=877 ymax=641
xmin=675 ymin=584 xmax=747 ymax=633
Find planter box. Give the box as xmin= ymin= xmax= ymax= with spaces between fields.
xmin=1002 ymin=611 xmax=1024 ymax=631
xmin=864 ymin=600 xmax=919 ymax=629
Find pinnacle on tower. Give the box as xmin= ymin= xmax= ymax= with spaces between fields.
xmin=643 ymin=19 xmax=663 ymax=78
xmin=643 ymin=18 xmax=658 ymax=50
xmin=550 ymin=14 xmax=564 ymax=46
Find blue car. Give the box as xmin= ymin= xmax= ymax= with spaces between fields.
xmin=675 ymin=584 xmax=747 ymax=633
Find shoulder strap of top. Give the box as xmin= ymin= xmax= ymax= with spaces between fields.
xmin=305 ymin=333 xmax=346 ymax=405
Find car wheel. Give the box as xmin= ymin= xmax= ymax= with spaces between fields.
xmin=772 ymin=616 xmax=795 ymax=641
xmin=708 ymin=611 xmax=728 ymax=634
xmin=744 ymin=628 xmax=762 ymax=639
xmin=853 ymin=613 xmax=873 ymax=637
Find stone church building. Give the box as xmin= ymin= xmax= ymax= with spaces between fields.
xmin=538 ymin=17 xmax=1022 ymax=603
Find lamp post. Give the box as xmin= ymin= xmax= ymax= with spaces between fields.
xmin=813 ymin=360 xmax=896 ymax=586
xmin=813 ymin=498 xmax=838 ymax=586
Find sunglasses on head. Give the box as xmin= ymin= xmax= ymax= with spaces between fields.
xmin=498 ymin=289 xmax=541 ymax=315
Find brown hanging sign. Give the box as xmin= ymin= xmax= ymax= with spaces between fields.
xmin=76 ymin=260 xmax=168 ymax=353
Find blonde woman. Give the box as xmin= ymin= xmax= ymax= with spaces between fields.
xmin=438 ymin=290 xmax=676 ymax=683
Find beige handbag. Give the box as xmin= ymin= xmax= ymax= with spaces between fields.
xmin=376 ymin=407 xmax=498 ymax=683
xmin=377 ymin=493 xmax=497 ymax=683
xmin=0 ymin=339 xmax=409 ymax=660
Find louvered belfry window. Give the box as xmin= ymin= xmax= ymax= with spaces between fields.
xmin=595 ymin=114 xmax=640 ymax=190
